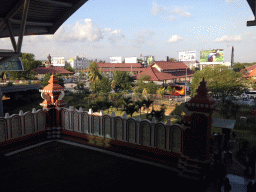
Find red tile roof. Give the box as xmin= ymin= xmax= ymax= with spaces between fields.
xmin=97 ymin=63 xmax=143 ymax=68
xmin=84 ymin=67 xmax=145 ymax=73
xmin=248 ymin=68 xmax=256 ymax=77
xmin=33 ymin=66 xmax=74 ymax=74
xmin=246 ymin=64 xmax=256 ymax=71
xmin=134 ymin=66 xmax=194 ymax=81
xmin=152 ymin=61 xmax=189 ymax=71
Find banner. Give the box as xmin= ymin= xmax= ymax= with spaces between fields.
xmin=179 ymin=51 xmax=196 ymax=61
xmin=200 ymin=49 xmax=224 ymax=63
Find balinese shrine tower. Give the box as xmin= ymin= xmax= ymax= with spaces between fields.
xmin=178 ymin=77 xmax=217 ymax=180
xmin=39 ymin=73 xmax=66 ymax=138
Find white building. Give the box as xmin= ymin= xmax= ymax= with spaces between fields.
xmin=70 ymin=56 xmax=90 ymax=69
xmin=125 ymin=57 xmax=137 ymax=63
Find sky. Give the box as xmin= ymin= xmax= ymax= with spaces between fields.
xmin=0 ymin=0 xmax=256 ymax=63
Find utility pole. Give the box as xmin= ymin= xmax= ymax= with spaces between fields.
xmin=227 ymin=45 xmax=234 ymax=70
xmin=185 ymin=67 xmax=187 ymax=102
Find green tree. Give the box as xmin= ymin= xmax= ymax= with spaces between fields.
xmin=65 ymin=66 xmax=75 ymax=73
xmin=156 ymin=87 xmax=165 ymax=99
xmin=42 ymin=73 xmax=51 ymax=87
xmin=9 ymin=53 xmax=41 ymax=80
xmin=135 ymin=75 xmax=159 ymax=94
xmin=112 ymin=70 xmax=134 ymax=93
xmin=75 ymin=82 xmax=90 ymax=95
xmin=123 ymin=104 xmax=137 ymax=117
xmin=233 ymin=63 xmax=245 ymax=71
xmin=87 ymin=62 xmax=102 ymax=93
xmin=190 ymin=65 xmax=248 ymax=100
xmin=90 ymin=74 xmax=111 ymax=93
xmin=168 ymin=58 xmax=177 ymax=62
xmin=142 ymin=98 xmax=154 ymax=117
xmin=134 ymin=100 xmax=144 ymax=116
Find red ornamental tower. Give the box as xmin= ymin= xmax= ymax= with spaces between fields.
xmin=40 ymin=73 xmax=66 ymax=137
xmin=183 ymin=77 xmax=216 ymax=160
xmin=178 ymin=77 xmax=217 ymax=180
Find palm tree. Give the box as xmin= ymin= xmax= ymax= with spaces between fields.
xmin=142 ymin=98 xmax=154 ymax=117
xmin=123 ymin=104 xmax=137 ymax=117
xmin=87 ymin=62 xmax=102 ymax=92
xmin=134 ymin=100 xmax=144 ymax=116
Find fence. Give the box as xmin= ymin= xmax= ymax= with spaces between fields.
xmin=0 ymin=109 xmax=46 ymax=143
xmin=0 ymin=106 xmax=184 ymax=155
xmin=61 ymin=106 xmax=184 ymax=154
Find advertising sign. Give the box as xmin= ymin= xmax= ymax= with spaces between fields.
xmin=110 ymin=57 xmax=122 ymax=63
xmin=179 ymin=51 xmax=196 ymax=61
xmin=52 ymin=57 xmax=65 ymax=66
xmin=125 ymin=57 xmax=137 ymax=63
xmin=200 ymin=49 xmax=224 ymax=63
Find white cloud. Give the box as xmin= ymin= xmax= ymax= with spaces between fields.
xmin=215 ymin=35 xmax=241 ymax=42
xmin=167 ymin=35 xmax=183 ymax=43
xmin=151 ymin=1 xmax=191 ymax=22
xmin=108 ymin=30 xmax=125 ymax=45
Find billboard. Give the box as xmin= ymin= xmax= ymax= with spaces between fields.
xmin=179 ymin=51 xmax=196 ymax=61
xmin=125 ymin=57 xmax=137 ymax=63
xmin=110 ymin=56 xmax=122 ymax=63
xmin=200 ymin=49 xmax=224 ymax=63
xmin=52 ymin=57 xmax=65 ymax=66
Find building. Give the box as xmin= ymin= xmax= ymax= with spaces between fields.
xmin=70 ymin=56 xmax=90 ymax=70
xmin=134 ymin=61 xmax=194 ymax=85
xmin=125 ymin=57 xmax=137 ymax=63
xmin=33 ymin=64 xmax=74 ymax=79
xmin=84 ymin=62 xmax=144 ymax=77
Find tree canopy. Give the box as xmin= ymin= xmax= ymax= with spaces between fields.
xmin=112 ymin=70 xmax=134 ymax=93
xmin=90 ymin=74 xmax=111 ymax=94
xmin=134 ymin=75 xmax=159 ymax=94
xmin=190 ymin=65 xmax=248 ymax=98
xmin=9 ymin=53 xmax=41 ymax=80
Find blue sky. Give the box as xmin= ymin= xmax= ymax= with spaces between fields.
xmin=1 ymin=0 xmax=255 ymax=62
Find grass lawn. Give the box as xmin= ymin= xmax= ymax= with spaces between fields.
xmin=1 ymin=141 xmax=200 ymax=192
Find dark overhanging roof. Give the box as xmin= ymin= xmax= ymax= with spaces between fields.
xmin=247 ymin=0 xmax=256 ymax=26
xmin=0 ymin=0 xmax=88 ymax=68
xmin=0 ymin=0 xmax=88 ymax=38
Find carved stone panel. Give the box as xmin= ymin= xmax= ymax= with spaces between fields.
xmin=170 ymin=125 xmax=181 ymax=153
xmin=64 ymin=111 xmax=69 ymax=130
xmin=93 ymin=116 xmax=100 ymax=135
xmin=0 ymin=119 xmax=6 ymax=142
xmin=155 ymin=124 xmax=166 ymax=150
xmin=104 ymin=116 xmax=111 ymax=138
xmin=82 ymin=113 xmax=89 ymax=134
xmin=115 ymin=118 xmax=123 ymax=141
xmin=25 ymin=114 xmax=34 ymax=135
xmin=140 ymin=121 xmax=151 ymax=147
xmin=127 ymin=119 xmax=136 ymax=144
xmin=73 ymin=112 xmax=79 ymax=132
xmin=11 ymin=116 xmax=21 ymax=139
xmin=38 ymin=111 xmax=45 ymax=131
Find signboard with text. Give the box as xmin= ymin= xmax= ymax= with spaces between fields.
xmin=179 ymin=51 xmax=196 ymax=61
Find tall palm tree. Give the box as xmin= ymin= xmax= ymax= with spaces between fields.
xmin=142 ymin=98 xmax=154 ymax=117
xmin=87 ymin=62 xmax=102 ymax=92
xmin=134 ymin=100 xmax=144 ymax=116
